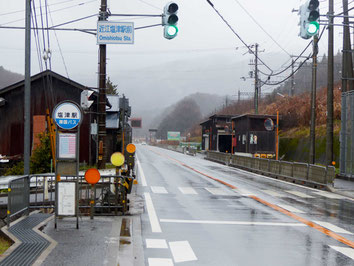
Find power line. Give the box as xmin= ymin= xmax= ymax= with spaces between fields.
xmin=48 ymin=4 xmax=70 ymax=78
xmin=205 ymin=0 xmax=274 ymax=74
xmin=232 ymin=0 xmax=292 ymax=57
xmin=0 ymin=0 xmax=96 ymax=26
xmin=136 ymin=0 xmax=162 ymax=11
xmin=261 ymin=26 xmax=326 ymax=88
xmin=0 ymin=0 xmax=74 ymax=17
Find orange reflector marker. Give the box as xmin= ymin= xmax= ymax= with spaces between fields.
xmin=111 ymin=152 xmax=125 ymax=167
xmin=126 ymin=143 xmax=136 ymax=154
xmin=84 ymin=168 xmax=101 ymax=185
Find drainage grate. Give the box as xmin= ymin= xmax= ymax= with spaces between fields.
xmin=0 ymin=213 xmax=51 ymax=266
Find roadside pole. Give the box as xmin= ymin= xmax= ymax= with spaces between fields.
xmin=309 ymin=35 xmax=318 ymax=165
xmin=326 ymin=0 xmax=334 ymax=166
xmin=24 ymin=0 xmax=31 ymax=175
xmin=97 ymin=0 xmax=107 ymax=169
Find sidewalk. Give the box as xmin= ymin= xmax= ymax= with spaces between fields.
xmin=328 ymin=178 xmax=354 ymax=199
xmin=40 ymin=189 xmax=145 ymax=266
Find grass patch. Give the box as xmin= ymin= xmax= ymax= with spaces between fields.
xmin=0 ymin=234 xmax=12 ymax=255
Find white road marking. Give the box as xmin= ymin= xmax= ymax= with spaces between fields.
xmin=146 ymin=239 xmax=168 ymax=249
xmin=205 ymin=187 xmax=230 ymax=195
xmin=262 ymin=189 xmax=283 ymax=197
xmin=314 ymin=221 xmax=353 ymax=235
xmin=148 ymin=258 xmax=174 ymax=266
xmin=160 ymin=219 xmax=306 ymax=227
xmin=137 ymin=157 xmax=147 ymax=187
xmin=286 ymin=190 xmax=315 ymax=198
xmin=329 ymin=246 xmax=354 ymax=260
xmin=151 ymin=186 xmax=168 ymax=194
xmin=178 ymin=187 xmax=198 ymax=195
xmin=144 ymin=192 xmax=162 ymax=233
xmin=278 ymin=204 xmax=305 ymax=214
xmin=169 ymin=241 xmax=197 ymax=263
xmin=233 ymin=188 xmax=254 ymax=196
xmin=312 ymin=191 xmax=347 ymax=199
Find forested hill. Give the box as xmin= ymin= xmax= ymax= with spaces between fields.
xmin=0 ymin=66 xmax=23 ymax=89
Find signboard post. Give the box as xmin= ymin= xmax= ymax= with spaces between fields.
xmin=53 ymin=101 xmax=82 ymax=229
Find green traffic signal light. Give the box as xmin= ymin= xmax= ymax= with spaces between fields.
xmin=165 ymin=25 xmax=178 ymax=38
xmin=306 ymin=21 xmax=319 ymax=36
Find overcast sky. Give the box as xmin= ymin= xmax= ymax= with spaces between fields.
xmin=0 ymin=0 xmax=350 ymax=111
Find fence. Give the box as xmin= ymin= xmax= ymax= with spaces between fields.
xmin=340 ymin=91 xmax=354 ymax=178
xmin=6 ymin=173 xmax=128 ymax=226
xmin=207 ymin=151 xmax=335 ymax=187
xmin=7 ymin=175 xmax=30 ymax=226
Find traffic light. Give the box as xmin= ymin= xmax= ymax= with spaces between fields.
xmin=298 ymin=0 xmax=320 ymax=39
xmin=163 ymin=2 xmax=179 ymax=39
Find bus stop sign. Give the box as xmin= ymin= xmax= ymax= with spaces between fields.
xmin=53 ymin=101 xmax=82 ymax=130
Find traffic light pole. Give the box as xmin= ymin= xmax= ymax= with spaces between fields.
xmin=97 ymin=0 xmax=107 ymax=169
xmin=309 ymin=35 xmax=318 ymax=165
xmin=326 ymin=0 xmax=334 ymax=166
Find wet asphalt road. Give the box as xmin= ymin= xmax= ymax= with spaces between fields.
xmin=136 ymin=145 xmax=354 ymax=266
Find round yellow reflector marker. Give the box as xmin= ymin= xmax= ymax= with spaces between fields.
xmin=126 ymin=143 xmax=136 ymax=154
xmin=111 ymin=152 xmax=125 ymax=167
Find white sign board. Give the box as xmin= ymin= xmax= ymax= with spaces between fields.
xmin=58 ymin=133 xmax=77 ymax=159
xmin=53 ymin=101 xmax=82 ymax=130
xmin=58 ymin=182 xmax=76 ymax=216
xmin=97 ymin=21 xmax=134 ymax=44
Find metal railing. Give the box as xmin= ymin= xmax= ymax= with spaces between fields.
xmin=7 ymin=175 xmax=30 ymax=227
xmin=207 ymin=151 xmax=336 ymax=187
xmin=5 ymin=173 xmax=131 ymax=226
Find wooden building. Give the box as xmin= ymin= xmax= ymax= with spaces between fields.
xmin=0 ymin=70 xmax=97 ymax=164
xmin=200 ymin=114 xmax=233 ymax=153
xmin=232 ymin=114 xmax=278 ymax=157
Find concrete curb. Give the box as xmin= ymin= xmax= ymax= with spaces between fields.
xmin=32 ymin=215 xmax=57 ymax=266
xmin=326 ymin=185 xmax=354 ymax=200
xmin=0 ymin=210 xmax=41 ymax=261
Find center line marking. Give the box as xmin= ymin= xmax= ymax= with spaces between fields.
xmin=144 ymin=192 xmax=161 ymax=233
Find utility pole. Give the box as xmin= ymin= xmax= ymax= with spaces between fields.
xmin=340 ymin=0 xmax=352 ymax=173
xmin=97 ymin=0 xmax=107 ymax=169
xmin=24 ymin=0 xmax=31 ymax=175
xmin=238 ymin=89 xmax=241 ymax=103
xmin=309 ymin=35 xmax=318 ymax=164
xmin=254 ymin=43 xmax=259 ymax=114
xmin=326 ymin=0 xmax=334 ymax=166
xmin=290 ymin=59 xmax=295 ymax=96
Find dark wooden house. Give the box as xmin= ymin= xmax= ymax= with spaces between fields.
xmin=200 ymin=114 xmax=233 ymax=153
xmin=232 ymin=114 xmax=278 ymax=157
xmin=0 ymin=70 xmax=97 ymax=164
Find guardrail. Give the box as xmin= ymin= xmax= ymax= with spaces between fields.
xmin=158 ymin=145 xmax=197 ymax=156
xmin=7 ymin=175 xmax=30 ymax=227
xmin=206 ymin=151 xmax=335 ymax=188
